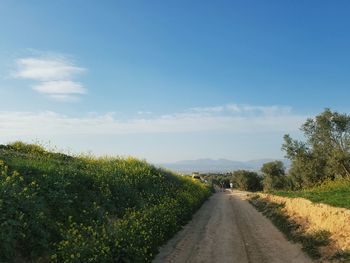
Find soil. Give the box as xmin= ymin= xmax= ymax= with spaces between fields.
xmin=153 ymin=189 xmax=312 ymax=263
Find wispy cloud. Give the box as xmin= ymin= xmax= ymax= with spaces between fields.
xmin=137 ymin=111 xmax=152 ymax=115
xmin=187 ymin=104 xmax=292 ymax=116
xmin=13 ymin=53 xmax=86 ymax=101
xmin=0 ymin=104 xmax=307 ymax=136
xmin=13 ymin=56 xmax=85 ymax=81
xmin=189 ymin=106 xmax=225 ymax=113
xmin=32 ymin=80 xmax=86 ymax=95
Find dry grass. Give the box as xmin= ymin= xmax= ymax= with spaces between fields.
xmin=258 ymin=193 xmax=350 ymax=259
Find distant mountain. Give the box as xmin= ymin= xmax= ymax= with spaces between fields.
xmin=157 ymin=158 xmax=290 ymax=174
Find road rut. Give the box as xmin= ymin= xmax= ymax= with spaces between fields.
xmin=153 ymin=190 xmax=311 ymax=263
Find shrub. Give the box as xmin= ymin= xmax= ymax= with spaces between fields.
xmin=7 ymin=141 xmax=46 ymax=155
xmin=0 ymin=143 xmax=211 ymax=262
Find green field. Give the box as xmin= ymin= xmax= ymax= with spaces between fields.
xmin=272 ymin=179 xmax=350 ymax=209
xmin=0 ymin=142 xmax=211 ymax=263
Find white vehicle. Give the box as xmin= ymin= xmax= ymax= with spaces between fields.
xmin=192 ymin=172 xmax=200 ymax=180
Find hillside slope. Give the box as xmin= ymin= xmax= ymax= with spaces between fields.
xmin=0 ymin=142 xmax=211 ymax=263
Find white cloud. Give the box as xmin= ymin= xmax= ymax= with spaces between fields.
xmin=186 ymin=104 xmax=292 ymax=116
xmin=0 ymin=104 xmax=307 ymax=136
xmin=189 ymin=106 xmax=225 ymax=113
xmin=226 ymin=104 xmax=241 ymax=112
xmin=14 ymin=57 xmax=85 ymax=81
xmin=33 ymin=80 xmax=86 ymax=95
xmin=13 ymin=53 xmax=86 ymax=101
xmin=240 ymin=105 xmax=292 ymax=115
xmin=48 ymin=94 xmax=81 ymax=102
xmin=137 ymin=111 xmax=152 ymax=115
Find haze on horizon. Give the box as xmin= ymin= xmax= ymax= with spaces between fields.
xmin=1 ymin=1 xmax=350 ymax=163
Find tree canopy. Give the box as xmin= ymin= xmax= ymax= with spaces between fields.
xmin=282 ymin=109 xmax=350 ymax=188
xmin=261 ymin=161 xmax=286 ymax=191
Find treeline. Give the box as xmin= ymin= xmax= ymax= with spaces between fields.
xmin=0 ymin=142 xmax=211 ymax=263
xmin=204 ymin=109 xmax=350 ymax=192
xmin=201 ymin=161 xmax=286 ymax=192
xmin=283 ymin=109 xmax=350 ymax=189
xmin=202 ymin=170 xmax=263 ymax=192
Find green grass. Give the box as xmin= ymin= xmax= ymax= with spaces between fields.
xmin=272 ymin=179 xmax=350 ymax=209
xmin=0 ymin=142 xmax=212 ymax=263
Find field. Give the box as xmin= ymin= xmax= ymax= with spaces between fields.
xmin=0 ymin=142 xmax=211 ymax=263
xmin=272 ymin=179 xmax=350 ymax=209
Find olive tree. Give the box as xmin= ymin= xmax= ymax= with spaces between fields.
xmin=282 ymin=109 xmax=350 ymax=188
xmin=261 ymin=161 xmax=286 ymax=191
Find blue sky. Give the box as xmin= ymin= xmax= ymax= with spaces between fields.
xmin=1 ymin=1 xmax=350 ymax=162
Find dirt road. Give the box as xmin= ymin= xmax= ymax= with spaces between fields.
xmin=153 ymin=190 xmax=311 ymax=263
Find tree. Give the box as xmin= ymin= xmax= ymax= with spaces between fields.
xmin=282 ymin=109 xmax=350 ymax=188
xmin=261 ymin=161 xmax=286 ymax=191
xmin=303 ymin=109 xmax=350 ymax=178
xmin=231 ymin=170 xmax=262 ymax=192
xmin=261 ymin=161 xmax=285 ymax=177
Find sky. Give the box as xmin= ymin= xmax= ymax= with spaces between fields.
xmin=1 ymin=0 xmax=350 ymax=163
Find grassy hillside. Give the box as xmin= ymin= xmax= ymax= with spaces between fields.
xmin=0 ymin=142 xmax=212 ymax=263
xmin=272 ymin=179 xmax=350 ymax=209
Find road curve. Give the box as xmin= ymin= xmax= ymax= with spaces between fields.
xmin=153 ymin=190 xmax=311 ymax=263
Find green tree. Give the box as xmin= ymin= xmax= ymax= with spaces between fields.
xmin=282 ymin=109 xmax=350 ymax=188
xmin=261 ymin=161 xmax=285 ymax=177
xmin=231 ymin=170 xmax=262 ymax=192
xmin=261 ymin=161 xmax=286 ymax=191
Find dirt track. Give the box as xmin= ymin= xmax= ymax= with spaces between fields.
xmin=153 ymin=190 xmax=311 ymax=263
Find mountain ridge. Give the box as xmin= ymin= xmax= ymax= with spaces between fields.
xmin=157 ymin=158 xmax=290 ymax=173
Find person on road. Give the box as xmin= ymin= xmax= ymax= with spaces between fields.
xmin=220 ymin=182 xmax=225 ymax=192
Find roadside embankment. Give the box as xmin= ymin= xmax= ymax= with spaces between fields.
xmin=0 ymin=142 xmax=212 ymax=263
xmin=252 ymin=193 xmax=350 ymax=260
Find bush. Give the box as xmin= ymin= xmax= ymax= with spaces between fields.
xmin=262 ymin=174 xmax=290 ymax=191
xmin=0 ymin=143 xmax=212 ymax=262
xmin=7 ymin=141 xmax=46 ymax=155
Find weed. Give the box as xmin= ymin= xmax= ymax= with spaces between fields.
xmin=272 ymin=178 xmax=350 ymax=209
xmin=0 ymin=142 xmax=212 ymax=263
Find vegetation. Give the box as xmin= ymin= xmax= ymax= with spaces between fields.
xmin=282 ymin=109 xmax=350 ymax=189
xmin=257 ymin=109 xmax=350 ymax=197
xmin=249 ymin=109 xmax=350 ymax=260
xmin=261 ymin=161 xmax=288 ymax=192
xmin=272 ymin=178 xmax=350 ymax=209
xmin=201 ymin=170 xmax=262 ymax=192
xmin=230 ymin=170 xmax=262 ymax=192
xmin=0 ymin=142 xmax=211 ymax=263
xmin=201 ymin=173 xmax=231 ymax=189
